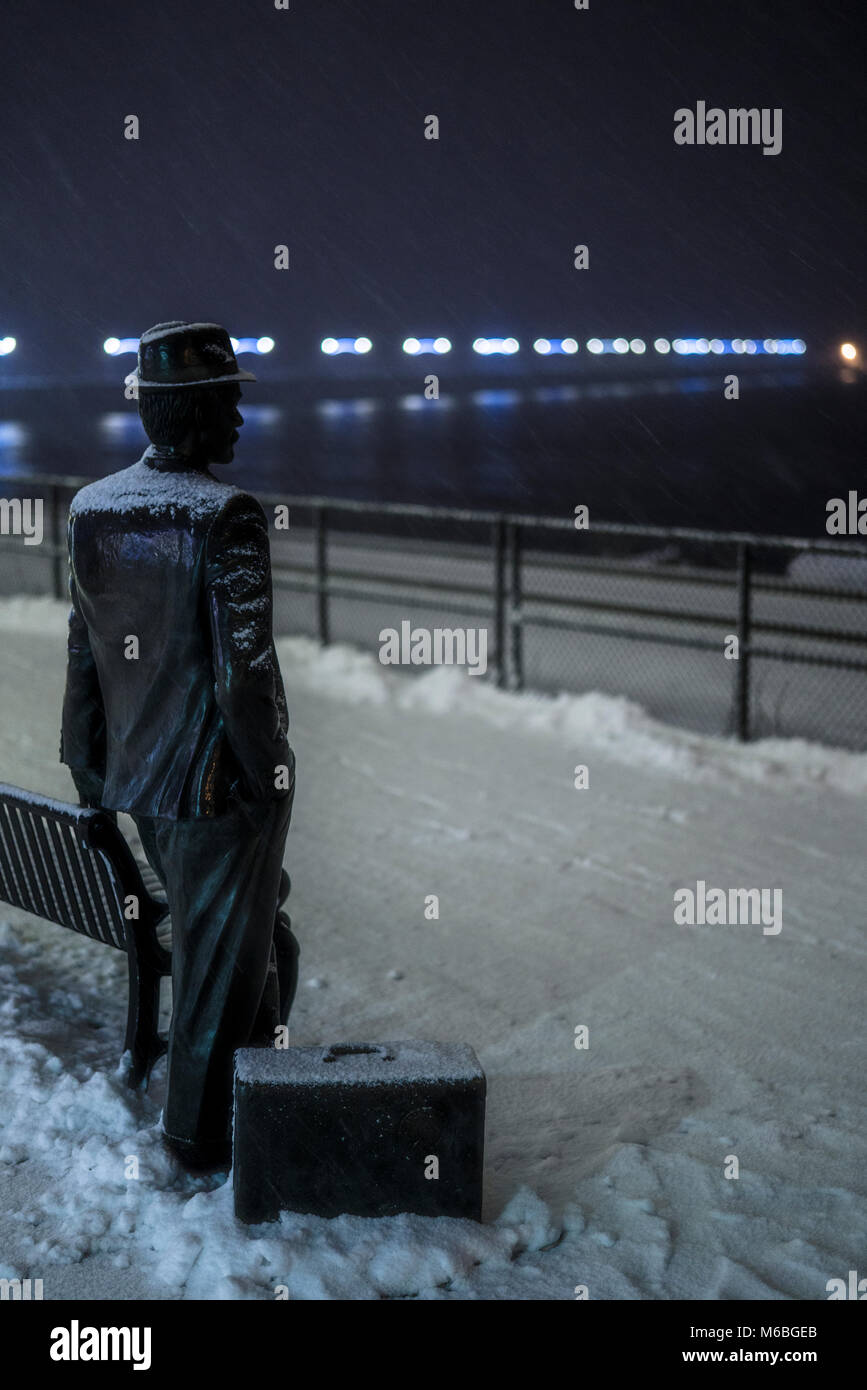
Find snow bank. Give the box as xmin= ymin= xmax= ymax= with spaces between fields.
xmin=788 ymin=551 xmax=867 ymax=593
xmin=0 ymin=595 xmax=70 ymax=636
xmin=7 ymin=596 xmax=865 ymax=799
xmin=276 ymin=633 xmax=867 ymax=799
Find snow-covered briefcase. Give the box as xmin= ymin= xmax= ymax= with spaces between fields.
xmin=233 ymin=1040 xmax=485 ymax=1223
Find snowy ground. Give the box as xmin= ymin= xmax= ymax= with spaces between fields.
xmin=0 ymin=595 xmax=865 ymax=1300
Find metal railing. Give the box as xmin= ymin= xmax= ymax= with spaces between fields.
xmin=2 ymin=473 xmax=867 ymax=748
xmin=255 ymin=493 xmax=867 ymax=746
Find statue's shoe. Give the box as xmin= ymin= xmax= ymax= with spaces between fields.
xmin=162 ymin=1131 xmax=231 ymax=1172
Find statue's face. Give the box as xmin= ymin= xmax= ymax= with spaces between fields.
xmin=204 ymin=384 xmax=244 ymax=465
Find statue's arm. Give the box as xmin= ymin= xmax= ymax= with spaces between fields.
xmin=272 ymin=639 xmax=289 ymax=737
xmin=59 ymin=539 xmax=107 ymax=805
xmin=205 ymin=494 xmax=292 ymax=802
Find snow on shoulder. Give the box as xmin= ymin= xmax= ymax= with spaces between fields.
xmin=68 ymin=453 xmax=245 ymax=524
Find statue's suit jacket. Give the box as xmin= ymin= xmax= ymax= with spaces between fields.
xmin=60 ymin=448 xmax=292 ymax=820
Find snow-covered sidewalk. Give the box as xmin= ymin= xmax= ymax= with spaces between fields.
xmin=0 ymin=596 xmax=864 ymax=1300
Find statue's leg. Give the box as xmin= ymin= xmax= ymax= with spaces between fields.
xmin=134 ymin=815 xmax=167 ymax=891
xmin=248 ymin=943 xmax=281 ymax=1045
xmin=274 ymin=910 xmax=300 ymax=1024
xmin=157 ymin=792 xmax=292 ymax=1156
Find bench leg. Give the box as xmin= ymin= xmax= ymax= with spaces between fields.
xmin=123 ymin=929 xmax=168 ymax=1091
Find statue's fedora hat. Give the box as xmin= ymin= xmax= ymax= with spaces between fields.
xmin=125 ymin=321 xmax=256 ymax=390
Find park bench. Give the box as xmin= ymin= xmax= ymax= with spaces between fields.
xmin=0 ymin=781 xmax=171 ymax=1089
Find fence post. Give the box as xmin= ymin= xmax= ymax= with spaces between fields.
xmin=507 ymin=521 xmax=523 ymax=691
xmin=51 ymin=485 xmax=64 ymax=600
xmin=492 ymin=518 xmax=506 ymax=688
xmin=314 ymin=505 xmax=330 ymax=646
xmin=734 ymin=541 xmax=751 ymax=740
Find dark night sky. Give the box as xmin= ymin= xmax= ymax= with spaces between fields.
xmin=0 ymin=0 xmax=863 ymax=370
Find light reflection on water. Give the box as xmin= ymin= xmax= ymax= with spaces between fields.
xmin=315 ymin=398 xmax=379 ymax=422
xmin=98 ymin=412 xmax=143 ymax=444
xmin=0 ymin=368 xmax=861 ymax=536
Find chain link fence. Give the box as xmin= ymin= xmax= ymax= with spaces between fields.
xmin=2 ymin=475 xmax=867 ymax=750
xmin=267 ymin=497 xmax=867 ymax=751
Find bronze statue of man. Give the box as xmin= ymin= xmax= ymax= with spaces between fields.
xmin=60 ymin=321 xmax=297 ymax=1169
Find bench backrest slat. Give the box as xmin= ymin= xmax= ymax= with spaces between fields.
xmin=0 ymin=805 xmax=17 ymax=904
xmin=90 ymin=844 xmax=129 ymax=949
xmin=0 ymin=804 xmax=36 ymax=915
xmin=15 ymin=804 xmax=55 ymax=924
xmin=46 ymin=817 xmax=92 ymax=939
xmin=65 ymin=823 xmax=113 ymax=946
xmin=30 ymin=816 xmax=68 ymax=930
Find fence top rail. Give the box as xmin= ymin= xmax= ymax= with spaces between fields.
xmin=5 ymin=472 xmax=867 ymax=559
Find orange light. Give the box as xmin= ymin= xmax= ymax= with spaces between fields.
xmin=840 ymin=342 xmax=857 ymax=361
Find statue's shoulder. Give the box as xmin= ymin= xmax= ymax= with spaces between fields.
xmin=69 ymin=456 xmax=249 ymax=527
xmin=68 ymin=463 xmax=144 ymax=519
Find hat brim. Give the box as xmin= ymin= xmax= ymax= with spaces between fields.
xmin=125 ymin=368 xmax=257 ymax=388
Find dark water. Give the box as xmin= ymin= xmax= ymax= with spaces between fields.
xmin=0 ymin=367 xmax=863 ymax=537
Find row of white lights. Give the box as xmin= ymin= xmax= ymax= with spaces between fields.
xmin=7 ymin=335 xmax=863 ymax=362
xmin=96 ymin=334 xmax=808 ymax=358
xmin=103 ymin=336 xmax=276 ymax=356
xmin=573 ymin=337 xmax=808 ymax=356
xmin=323 ymin=335 xmax=809 ymax=356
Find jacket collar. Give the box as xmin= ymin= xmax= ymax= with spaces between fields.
xmin=142 ymin=445 xmax=212 ymax=475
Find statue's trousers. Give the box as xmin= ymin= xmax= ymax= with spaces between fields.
xmin=133 ymin=790 xmax=293 ymax=1149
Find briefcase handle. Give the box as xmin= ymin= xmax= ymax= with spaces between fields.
xmin=321 ymin=1043 xmax=395 ymax=1064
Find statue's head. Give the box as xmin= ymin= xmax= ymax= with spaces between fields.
xmin=128 ymin=321 xmax=255 ymax=467
xmin=138 ymin=381 xmax=243 ymax=466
